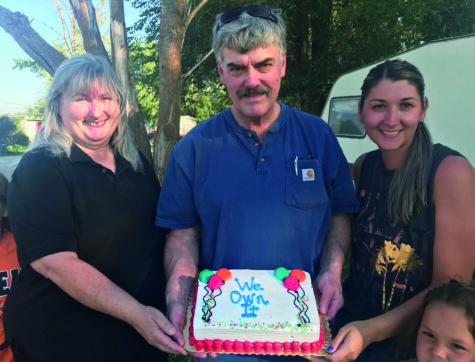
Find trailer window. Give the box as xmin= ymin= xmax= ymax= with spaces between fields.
xmin=328 ymin=97 xmax=365 ymax=138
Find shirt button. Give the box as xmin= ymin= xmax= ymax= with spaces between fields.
xmin=248 ymin=132 xmax=253 ymax=138
xmin=254 ymin=142 xmax=259 ymax=147
xmin=102 ymin=168 xmax=107 ymax=173
xmin=260 ymin=157 xmax=265 ymax=162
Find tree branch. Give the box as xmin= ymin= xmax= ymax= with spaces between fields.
xmin=69 ymin=0 xmax=108 ymax=57
xmin=0 ymin=5 xmax=66 ymax=76
xmin=183 ymin=48 xmax=214 ymax=79
xmin=187 ymin=0 xmax=210 ymax=27
xmin=109 ymin=0 xmax=152 ymax=162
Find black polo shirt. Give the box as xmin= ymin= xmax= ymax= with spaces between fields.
xmin=4 ymin=145 xmax=167 ymax=361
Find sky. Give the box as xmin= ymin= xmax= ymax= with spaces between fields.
xmin=0 ymin=0 xmax=139 ymax=115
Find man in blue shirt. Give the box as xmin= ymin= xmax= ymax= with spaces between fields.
xmin=156 ymin=5 xmax=359 ymax=361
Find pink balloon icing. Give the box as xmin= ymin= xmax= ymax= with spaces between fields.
xmin=207 ymin=274 xmax=223 ymax=290
xmin=283 ymin=275 xmax=299 ymax=291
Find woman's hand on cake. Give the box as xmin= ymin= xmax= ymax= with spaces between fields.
xmin=314 ymin=270 xmax=344 ymax=320
xmin=167 ymin=301 xmax=218 ymax=358
xmin=324 ymin=320 xmax=370 ymax=361
xmin=132 ymin=305 xmax=188 ymax=355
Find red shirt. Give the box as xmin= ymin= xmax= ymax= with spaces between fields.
xmin=0 ymin=232 xmax=19 ymax=362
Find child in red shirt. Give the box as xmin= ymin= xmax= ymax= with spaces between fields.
xmin=0 ymin=173 xmax=19 ymax=362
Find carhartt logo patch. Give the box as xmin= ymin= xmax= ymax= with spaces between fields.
xmin=302 ymin=168 xmax=315 ymax=181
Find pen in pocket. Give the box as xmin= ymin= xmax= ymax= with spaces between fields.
xmin=294 ymin=155 xmax=313 ymax=176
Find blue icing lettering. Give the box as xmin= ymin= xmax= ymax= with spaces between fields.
xmin=242 ymin=293 xmax=255 ymax=305
xmin=234 ymin=277 xmax=265 ymax=291
xmin=235 ymin=277 xmax=254 ymax=291
xmin=253 ymin=282 xmax=264 ymax=291
xmin=257 ymin=295 xmax=269 ymax=305
xmin=241 ymin=302 xmax=259 ymax=318
xmin=230 ymin=290 xmax=241 ymax=304
xmin=229 ymin=278 xmax=270 ymax=318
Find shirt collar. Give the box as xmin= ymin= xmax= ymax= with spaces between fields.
xmin=70 ymin=144 xmax=132 ymax=175
xmin=70 ymin=144 xmax=93 ymax=163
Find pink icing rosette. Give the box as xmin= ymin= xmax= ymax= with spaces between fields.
xmin=283 ymin=275 xmax=300 ymax=291
xmin=207 ymin=274 xmax=223 ymax=290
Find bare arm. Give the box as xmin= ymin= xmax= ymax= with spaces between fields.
xmin=32 ymin=252 xmax=186 ymax=355
xmin=164 ymin=227 xmax=200 ymax=333
xmin=163 ymin=226 xmax=218 ymax=358
xmin=315 ymin=212 xmax=352 ymax=319
xmin=431 ymin=156 xmax=475 ymax=285
xmin=326 ymin=156 xmax=475 ymax=361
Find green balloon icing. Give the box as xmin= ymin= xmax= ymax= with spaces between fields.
xmin=274 ymin=267 xmax=289 ymax=281
xmin=198 ymin=269 xmax=214 ymax=283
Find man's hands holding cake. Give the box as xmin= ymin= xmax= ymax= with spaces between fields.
xmin=314 ymin=212 xmax=351 ymax=320
xmin=314 ymin=269 xmax=344 ymax=320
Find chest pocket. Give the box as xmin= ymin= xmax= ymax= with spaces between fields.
xmin=285 ymin=158 xmax=328 ymax=210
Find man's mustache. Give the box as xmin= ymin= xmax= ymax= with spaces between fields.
xmin=237 ymin=87 xmax=271 ymax=100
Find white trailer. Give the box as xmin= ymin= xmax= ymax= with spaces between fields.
xmin=321 ymin=34 xmax=475 ymax=165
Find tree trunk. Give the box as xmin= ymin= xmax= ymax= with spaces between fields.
xmin=154 ymin=0 xmax=209 ymax=183
xmin=109 ymin=0 xmax=152 ymax=162
xmin=0 ymin=5 xmax=66 ymax=76
xmin=154 ymin=0 xmax=191 ymax=183
xmin=69 ymin=0 xmax=109 ymax=57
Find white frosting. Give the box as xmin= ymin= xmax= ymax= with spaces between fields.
xmin=193 ymin=269 xmax=320 ymax=343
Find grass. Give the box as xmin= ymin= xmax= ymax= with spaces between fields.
xmin=168 ymin=354 xmax=192 ymax=362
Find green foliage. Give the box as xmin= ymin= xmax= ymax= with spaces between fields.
xmin=12 ymin=58 xmax=49 ymax=79
xmin=130 ymin=0 xmax=475 ymax=120
xmin=26 ymin=98 xmax=46 ymax=120
xmin=10 ymin=132 xmax=30 ymax=147
xmin=182 ymin=79 xmax=231 ymax=122
xmin=168 ymin=355 xmax=192 ymax=362
xmin=128 ymin=0 xmax=162 ymax=42
xmin=0 ymin=115 xmax=30 ymax=154
xmin=6 ymin=144 xmax=28 ymax=154
xmin=129 ymin=39 xmax=160 ymax=126
xmin=127 ymin=1 xmax=230 ymax=126
xmin=0 ymin=116 xmax=16 ymax=137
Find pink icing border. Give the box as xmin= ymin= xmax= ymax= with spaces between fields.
xmin=189 ymin=282 xmax=325 ymax=355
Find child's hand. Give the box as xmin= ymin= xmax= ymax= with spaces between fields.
xmin=325 ymin=321 xmax=369 ymax=361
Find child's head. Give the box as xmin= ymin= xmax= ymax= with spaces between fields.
xmin=0 ymin=172 xmax=9 ymax=234
xmin=416 ymin=280 xmax=475 ymax=362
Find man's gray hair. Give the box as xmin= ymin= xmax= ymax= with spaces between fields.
xmin=30 ymin=53 xmax=143 ymax=172
xmin=212 ymin=11 xmax=286 ymax=64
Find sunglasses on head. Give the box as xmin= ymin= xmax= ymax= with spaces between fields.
xmin=216 ymin=5 xmax=278 ymax=32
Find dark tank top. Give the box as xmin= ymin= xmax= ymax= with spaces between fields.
xmin=342 ymin=143 xmax=462 ymax=321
